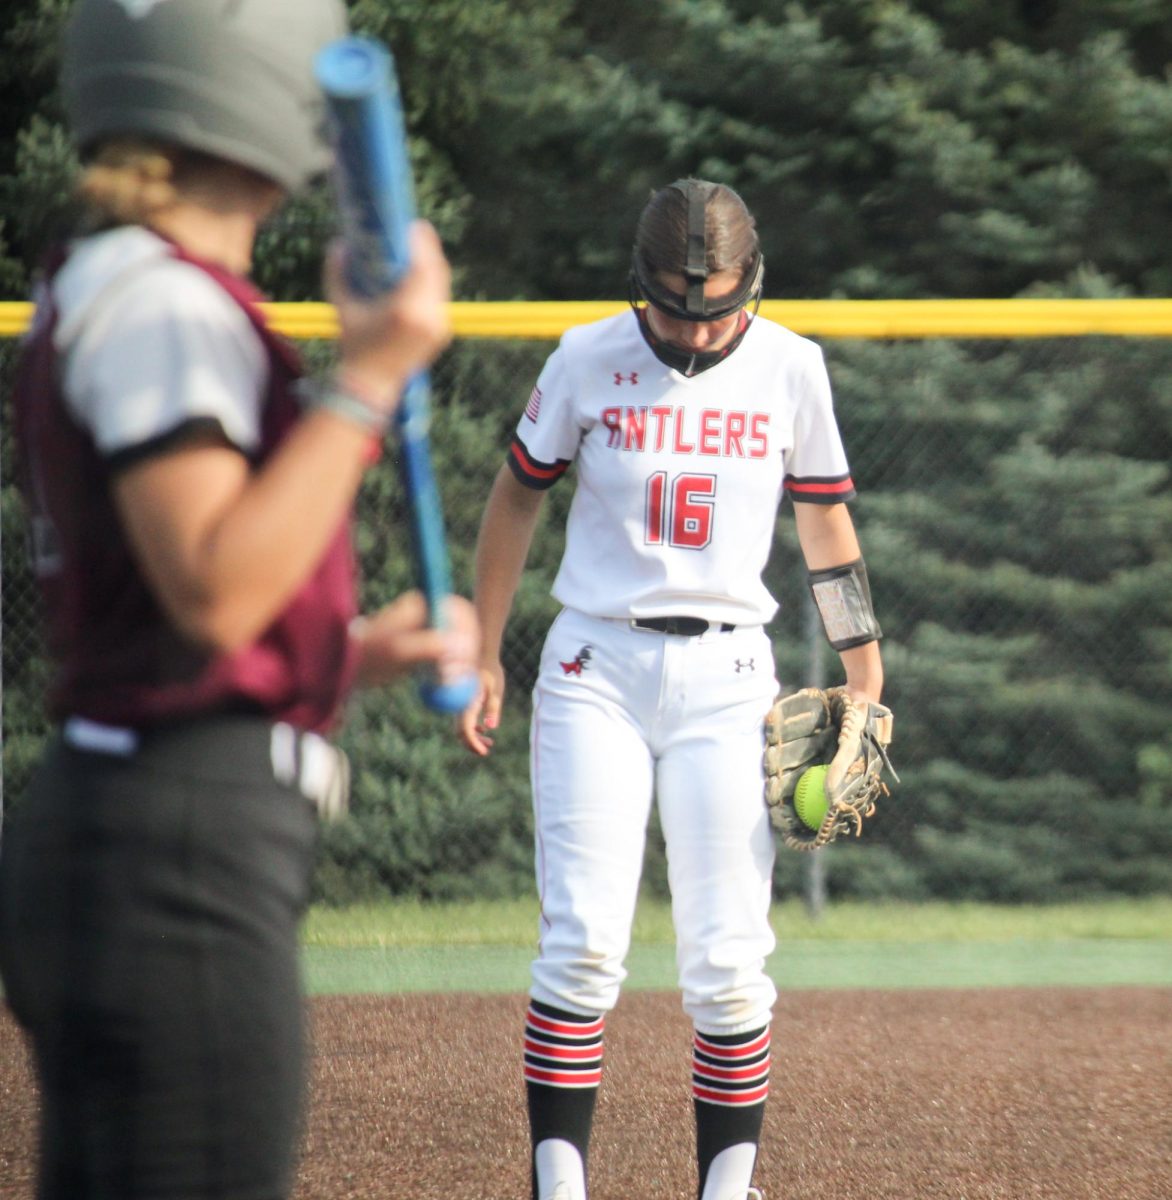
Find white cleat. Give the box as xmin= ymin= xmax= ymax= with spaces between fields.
xmin=535 ymin=1138 xmax=585 ymax=1199
xmin=713 ymin=1183 xmax=763 ymax=1199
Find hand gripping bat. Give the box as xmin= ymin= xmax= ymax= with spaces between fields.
xmin=315 ymin=37 xmax=477 ymax=714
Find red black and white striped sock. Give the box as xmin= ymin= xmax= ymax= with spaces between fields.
xmin=692 ymin=1024 xmax=771 ymax=1199
xmin=524 ymin=1000 xmax=605 ymax=1200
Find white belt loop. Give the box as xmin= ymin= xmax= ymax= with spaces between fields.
xmin=270 ymin=721 xmax=350 ymax=822
xmin=63 ymin=717 xmax=139 ymax=756
xmin=299 ymin=730 xmax=350 ymax=822
xmin=270 ymin=721 xmax=299 ymax=787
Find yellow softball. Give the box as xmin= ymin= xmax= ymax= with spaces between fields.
xmin=794 ymin=764 xmax=829 ymax=830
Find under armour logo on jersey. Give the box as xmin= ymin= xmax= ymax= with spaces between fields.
xmin=613 ymin=372 xmax=639 ymax=386
xmin=734 ymin=658 xmax=756 ymax=673
xmin=559 ymin=645 xmax=594 ymax=676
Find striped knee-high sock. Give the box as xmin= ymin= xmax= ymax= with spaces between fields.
xmin=524 ymin=1000 xmax=605 ymax=1200
xmin=692 ymin=1025 xmax=771 ymax=1200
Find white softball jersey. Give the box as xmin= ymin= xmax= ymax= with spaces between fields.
xmin=508 ymin=309 xmax=855 ymax=626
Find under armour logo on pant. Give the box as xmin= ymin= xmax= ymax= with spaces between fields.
xmin=734 ymin=658 xmax=755 ymax=673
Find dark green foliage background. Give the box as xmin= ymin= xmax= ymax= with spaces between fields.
xmin=2 ymin=1 xmax=1170 ymax=903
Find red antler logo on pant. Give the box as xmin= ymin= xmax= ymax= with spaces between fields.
xmin=559 ymin=646 xmax=594 ymax=676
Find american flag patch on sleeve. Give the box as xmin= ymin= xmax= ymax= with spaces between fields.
xmin=524 ymin=385 xmax=542 ymax=423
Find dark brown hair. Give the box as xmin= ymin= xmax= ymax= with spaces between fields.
xmin=633 ymin=179 xmax=759 ymax=278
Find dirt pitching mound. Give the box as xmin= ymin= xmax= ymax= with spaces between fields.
xmin=2 ymin=987 xmax=1168 ymax=1199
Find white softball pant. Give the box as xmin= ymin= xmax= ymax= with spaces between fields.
xmin=528 ymin=608 xmax=779 ymax=1035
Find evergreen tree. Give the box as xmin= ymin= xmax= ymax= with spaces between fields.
xmin=806 ymin=333 xmax=1172 ymax=898
xmin=3 ymin=1 xmax=1170 ymax=899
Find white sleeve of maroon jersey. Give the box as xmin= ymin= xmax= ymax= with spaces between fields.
xmin=59 ymin=242 xmax=266 ymax=459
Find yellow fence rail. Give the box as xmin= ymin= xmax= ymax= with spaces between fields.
xmin=4 ymin=298 xmax=1172 ymax=341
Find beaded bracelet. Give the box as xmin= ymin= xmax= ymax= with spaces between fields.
xmin=303 ymin=374 xmax=392 ymax=437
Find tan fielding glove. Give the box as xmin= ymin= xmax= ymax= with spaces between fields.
xmin=763 ymin=687 xmax=897 ymax=851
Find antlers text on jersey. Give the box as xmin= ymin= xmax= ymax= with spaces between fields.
xmin=599 ymin=404 xmax=769 ymax=459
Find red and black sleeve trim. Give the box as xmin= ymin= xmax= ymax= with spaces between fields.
xmin=783 ymin=472 xmax=856 ymax=504
xmin=507 ymin=434 xmax=571 ymax=491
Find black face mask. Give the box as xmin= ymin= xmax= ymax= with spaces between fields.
xmin=628 ymin=254 xmax=765 ymax=323
xmin=632 ymin=302 xmax=758 ymax=377
xmin=627 ymin=177 xmax=765 ymax=375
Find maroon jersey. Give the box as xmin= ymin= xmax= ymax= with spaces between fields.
xmin=13 ymin=236 xmax=360 ymax=733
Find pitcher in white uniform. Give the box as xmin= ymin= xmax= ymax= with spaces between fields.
xmin=459 ymin=179 xmax=886 ymax=1200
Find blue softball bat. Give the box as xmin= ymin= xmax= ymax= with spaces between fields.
xmin=315 ymin=37 xmax=477 ymax=714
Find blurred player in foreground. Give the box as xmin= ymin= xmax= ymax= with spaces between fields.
xmin=0 ymin=2 xmax=476 ymax=1197
xmin=460 ymin=179 xmax=885 ymax=1200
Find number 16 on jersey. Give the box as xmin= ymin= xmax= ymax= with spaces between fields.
xmin=645 ymin=472 xmax=717 ymax=549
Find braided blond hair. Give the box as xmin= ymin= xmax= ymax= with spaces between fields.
xmin=77 ymin=139 xmax=179 ymax=226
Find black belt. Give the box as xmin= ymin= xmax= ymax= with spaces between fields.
xmin=630 ymin=616 xmax=736 ymax=636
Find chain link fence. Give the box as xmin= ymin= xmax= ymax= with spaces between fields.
xmin=3 ymin=321 xmax=1171 ymax=904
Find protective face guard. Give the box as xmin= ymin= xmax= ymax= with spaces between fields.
xmin=629 ymin=179 xmax=765 ymax=320
xmin=627 ymin=254 xmax=764 ymax=322
xmin=628 ymin=255 xmax=765 ymax=376
xmin=632 ymin=306 xmax=751 ymax=377
xmin=628 ymin=178 xmax=765 ymax=375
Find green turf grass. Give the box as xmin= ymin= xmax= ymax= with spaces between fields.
xmin=300 ymin=897 xmax=1172 ymax=995
xmin=301 ymin=938 xmax=1171 ymax=995
xmin=302 ymin=896 xmax=1172 ymax=947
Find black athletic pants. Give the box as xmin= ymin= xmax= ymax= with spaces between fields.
xmin=0 ymin=716 xmax=320 ymax=1200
